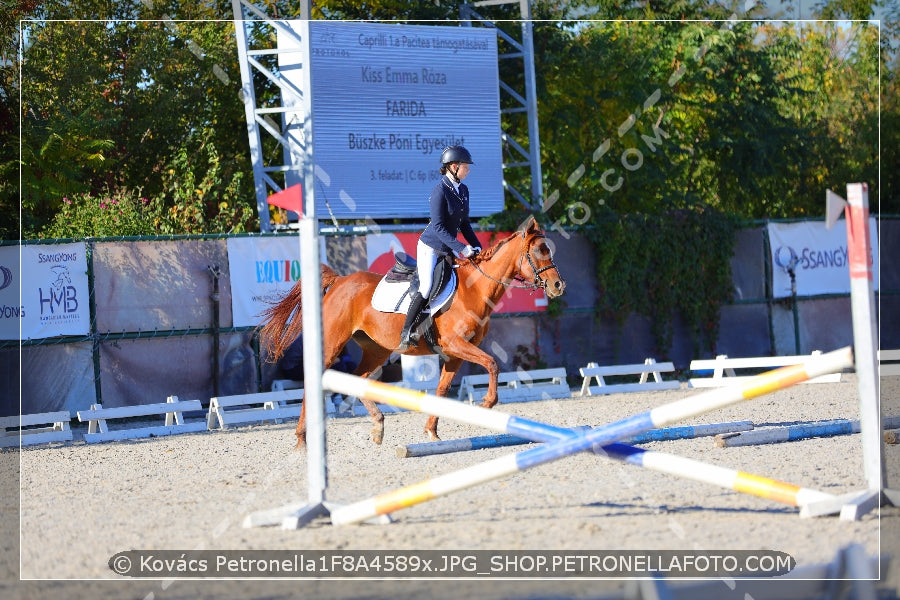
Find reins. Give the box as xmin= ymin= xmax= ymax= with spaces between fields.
xmin=467 ymin=231 xmax=560 ymax=293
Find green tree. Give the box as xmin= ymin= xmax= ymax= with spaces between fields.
xmin=16 ymin=1 xmax=257 ymax=237
xmin=5 ymin=0 xmax=893 ymax=239
xmin=0 ymin=1 xmax=41 ymax=239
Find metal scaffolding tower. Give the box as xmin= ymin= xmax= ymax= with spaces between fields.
xmin=461 ymin=0 xmax=542 ymax=212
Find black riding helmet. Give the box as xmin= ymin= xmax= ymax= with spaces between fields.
xmin=440 ymin=145 xmax=474 ymax=165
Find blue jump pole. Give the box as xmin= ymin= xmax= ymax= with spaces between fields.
xmin=396 ymin=421 xmax=754 ymax=458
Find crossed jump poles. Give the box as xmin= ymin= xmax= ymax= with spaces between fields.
xmin=318 ymin=347 xmax=853 ymax=526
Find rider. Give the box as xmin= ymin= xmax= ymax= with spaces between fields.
xmin=398 ymin=145 xmax=481 ymax=351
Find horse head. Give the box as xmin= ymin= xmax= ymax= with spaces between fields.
xmin=517 ymin=216 xmax=566 ymax=299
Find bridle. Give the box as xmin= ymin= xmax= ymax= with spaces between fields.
xmin=468 ymin=231 xmax=561 ymax=293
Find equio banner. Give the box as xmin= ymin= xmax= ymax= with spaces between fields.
xmin=226 ymin=236 xmax=327 ymax=328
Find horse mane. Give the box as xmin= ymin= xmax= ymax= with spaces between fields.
xmin=468 ymin=219 xmax=543 ymax=266
xmin=257 ymin=264 xmax=339 ymax=363
xmin=468 ymin=229 xmax=521 ymax=265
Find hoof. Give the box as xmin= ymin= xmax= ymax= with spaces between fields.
xmin=425 ymin=430 xmax=440 ymax=442
xmin=371 ymin=426 xmax=384 ymax=445
xmin=294 ymin=439 xmax=306 ymax=451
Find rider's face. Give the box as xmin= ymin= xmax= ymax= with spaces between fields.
xmin=453 ymin=162 xmax=471 ymax=181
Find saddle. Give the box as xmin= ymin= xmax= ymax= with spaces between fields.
xmin=371 ymin=253 xmax=457 ymax=356
xmin=383 ymin=251 xmax=418 ymax=283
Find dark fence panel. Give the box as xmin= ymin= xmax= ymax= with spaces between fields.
xmin=3 ymin=217 xmax=898 ymax=418
xmin=93 ymin=239 xmax=231 ymax=332
xmin=14 ymin=342 xmax=96 ymax=414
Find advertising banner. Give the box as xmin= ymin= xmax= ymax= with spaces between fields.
xmin=227 ymin=236 xmax=326 ymax=328
xmin=0 ymin=243 xmax=90 ymax=340
xmin=366 ymin=232 xmax=547 ymax=314
xmin=278 ymin=21 xmax=503 ymax=220
xmin=767 ymin=219 xmax=879 ymax=298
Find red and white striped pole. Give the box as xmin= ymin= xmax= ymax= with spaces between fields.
xmin=826 ymin=183 xmax=885 ymax=519
xmin=844 ymin=183 xmax=884 ymax=495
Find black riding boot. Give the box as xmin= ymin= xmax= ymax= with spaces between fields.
xmin=398 ymin=291 xmax=427 ymax=351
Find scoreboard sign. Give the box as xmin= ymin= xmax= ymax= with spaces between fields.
xmin=278 ymin=21 xmax=503 ymax=220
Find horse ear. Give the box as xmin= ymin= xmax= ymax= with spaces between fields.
xmin=522 ymin=215 xmax=541 ymax=234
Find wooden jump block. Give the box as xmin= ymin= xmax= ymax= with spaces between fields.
xmin=689 ymin=351 xmax=842 ymax=388
xmin=578 ymin=358 xmax=680 ymax=396
xmin=206 ymin=389 xmax=304 ymax=430
xmin=457 ymin=368 xmax=570 ymax=404
xmin=0 ymin=411 xmax=73 ymax=447
xmin=878 ymin=349 xmax=900 ymax=377
xmin=270 ymin=380 xmax=376 ymax=417
xmin=77 ymin=396 xmax=205 ymax=444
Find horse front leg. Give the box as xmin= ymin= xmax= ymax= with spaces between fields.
xmin=446 ymin=341 xmax=500 ymax=408
xmin=424 ymin=357 xmax=462 ymax=441
xmin=435 ymin=337 xmax=501 ymax=413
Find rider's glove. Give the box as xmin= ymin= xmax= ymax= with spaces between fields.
xmin=460 ymin=245 xmax=479 ymax=259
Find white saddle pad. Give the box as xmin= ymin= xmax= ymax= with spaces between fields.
xmin=371 ymin=270 xmax=457 ymax=314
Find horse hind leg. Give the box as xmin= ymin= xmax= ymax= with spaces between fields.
xmin=350 ymin=345 xmax=392 ymax=445
xmin=293 ymin=394 xmax=312 ymax=450
xmin=294 ymin=336 xmax=349 ymax=449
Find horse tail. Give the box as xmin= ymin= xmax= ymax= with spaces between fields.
xmin=320 ymin=263 xmax=338 ymax=290
xmin=258 ymin=264 xmax=338 ymax=363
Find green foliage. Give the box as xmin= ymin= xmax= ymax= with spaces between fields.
xmin=153 ymin=130 xmax=256 ymax=234
xmin=309 ymin=0 xmax=458 ymax=21
xmin=525 ymin=12 xmax=887 ymax=221
xmin=584 ymin=206 xmax=739 ymax=356
xmin=0 ymin=1 xmax=39 ymax=240
xmin=39 ymin=129 xmax=257 ymax=239
xmin=8 ymin=1 xmax=892 ymax=241
xmin=42 ymin=187 xmax=159 ymax=238
xmin=20 ymin=107 xmax=116 ymax=226
xmin=16 ymin=10 xmax=255 ymax=238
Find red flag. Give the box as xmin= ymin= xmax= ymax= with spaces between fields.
xmin=267 ymin=184 xmax=303 ymax=214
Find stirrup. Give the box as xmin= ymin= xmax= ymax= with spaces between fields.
xmin=397 ymin=332 xmax=418 ymax=352
xmin=398 ymin=322 xmax=421 ymax=351
xmin=398 ymin=320 xmax=417 ymax=351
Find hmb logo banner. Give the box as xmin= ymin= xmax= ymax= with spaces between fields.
xmin=0 ymin=243 xmax=90 ymax=340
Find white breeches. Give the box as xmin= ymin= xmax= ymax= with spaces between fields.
xmin=416 ymin=239 xmax=441 ymax=297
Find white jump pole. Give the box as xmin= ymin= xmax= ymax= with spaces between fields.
xmin=846 ymin=184 xmax=884 ymax=494
xmin=281 ymin=19 xmax=329 ymax=529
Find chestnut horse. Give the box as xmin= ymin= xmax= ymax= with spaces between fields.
xmin=258 ymin=216 xmax=566 ymax=448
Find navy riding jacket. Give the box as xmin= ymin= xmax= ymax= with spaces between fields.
xmin=419 ymin=175 xmax=481 ymax=255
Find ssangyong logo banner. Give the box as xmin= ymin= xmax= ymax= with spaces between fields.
xmin=0 ymin=243 xmax=90 ymax=340
xmin=767 ymin=219 xmax=879 ymax=299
